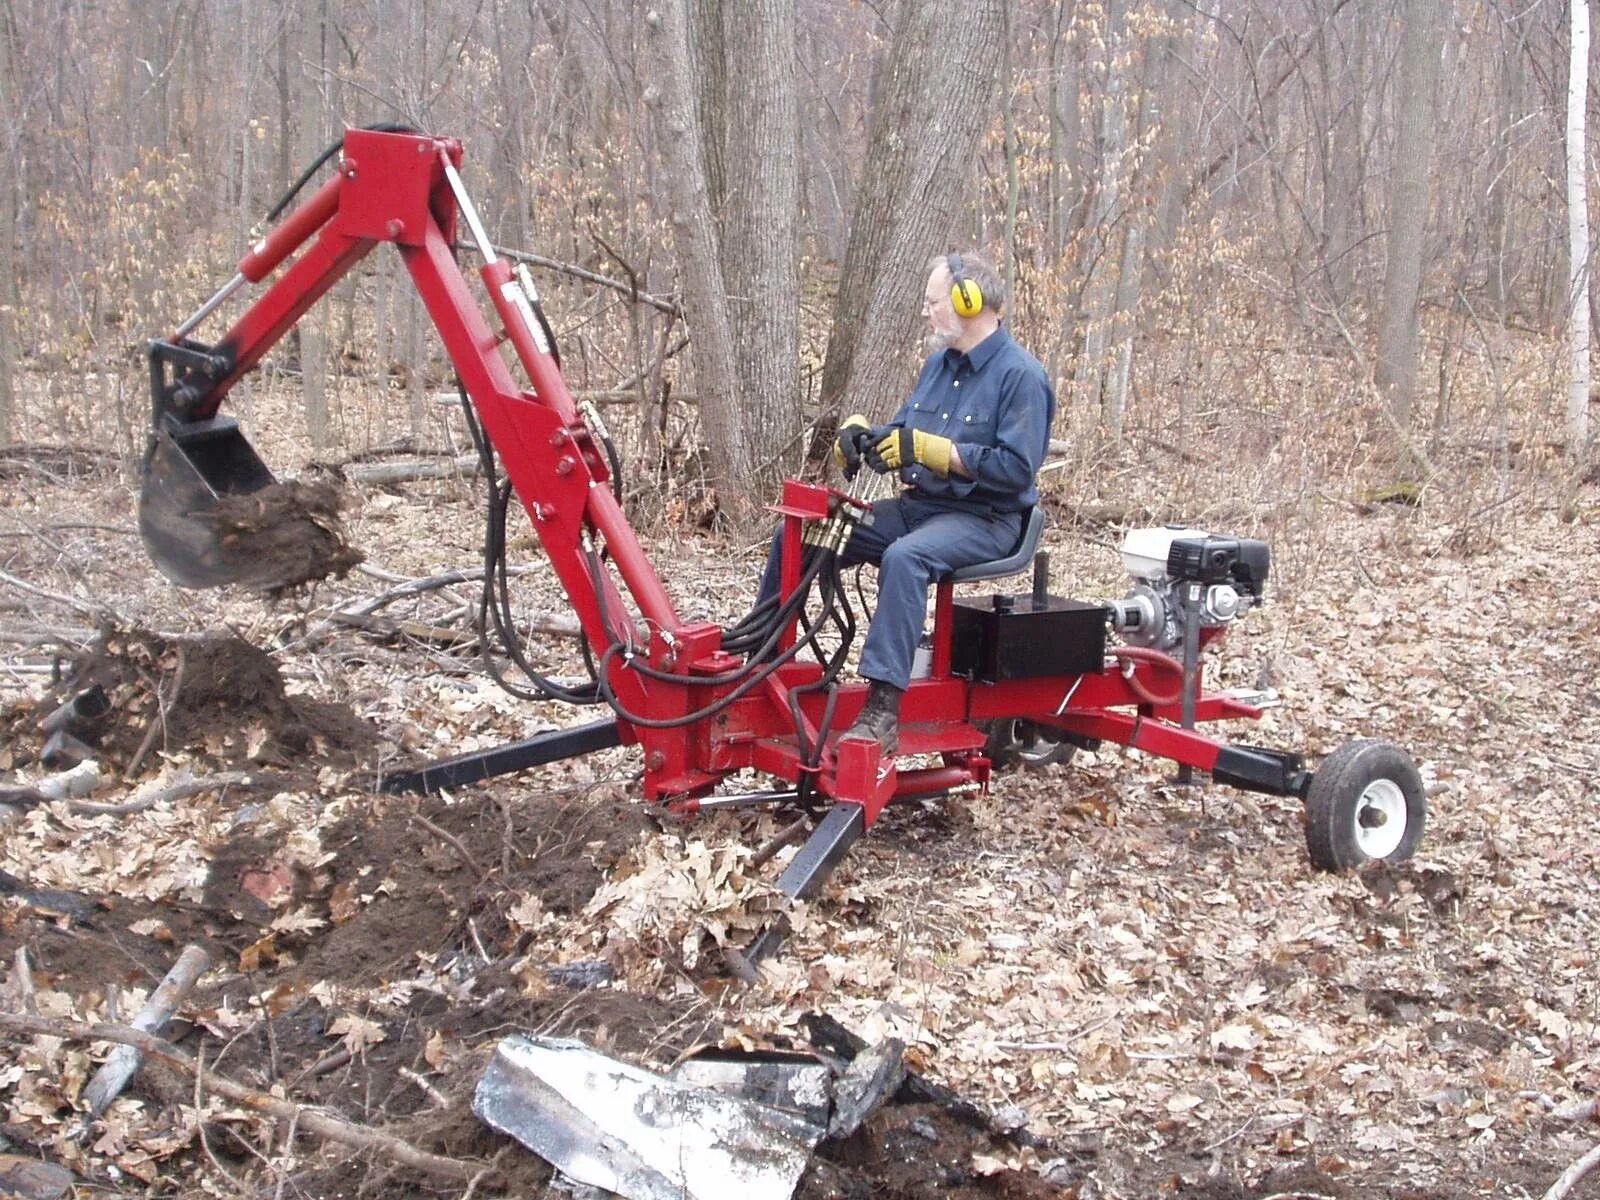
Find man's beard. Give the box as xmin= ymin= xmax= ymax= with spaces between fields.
xmin=923 ymin=328 xmax=954 ymax=354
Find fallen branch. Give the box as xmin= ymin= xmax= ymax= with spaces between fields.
xmin=408 ymin=810 xmax=483 ymax=875
xmin=327 ymin=611 xmax=479 ymax=650
xmin=0 ymin=1014 xmax=483 ymax=1182
xmin=81 ymin=944 xmax=210 ymax=1116
xmin=66 ymin=769 xmax=259 ymax=816
xmin=0 ymin=761 xmax=101 ymax=812
xmin=0 ymin=567 xmax=111 ymax=622
xmin=1553 ymin=1099 xmax=1600 ymax=1123
xmin=338 ymin=566 xmax=541 ymax=619
xmin=1544 ymin=1145 xmax=1600 ymax=1200
xmin=344 ymin=454 xmax=483 ymax=486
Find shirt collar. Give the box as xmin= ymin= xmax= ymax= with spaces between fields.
xmin=943 ymin=325 xmax=1010 ymax=374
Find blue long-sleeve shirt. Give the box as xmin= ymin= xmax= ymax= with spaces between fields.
xmin=883 ymin=326 xmax=1055 ymax=512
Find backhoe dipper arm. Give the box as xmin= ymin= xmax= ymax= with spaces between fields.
xmin=150 ymin=129 xmax=680 ymax=717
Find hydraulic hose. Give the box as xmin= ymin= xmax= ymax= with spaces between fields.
xmin=1112 ymin=645 xmax=1185 ymax=708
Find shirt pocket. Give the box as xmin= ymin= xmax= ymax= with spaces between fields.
xmin=953 ymin=400 xmax=999 ymax=445
xmin=904 ymin=395 xmax=941 ymax=431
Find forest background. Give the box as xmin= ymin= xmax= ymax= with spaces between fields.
xmin=5 ymin=3 xmax=1600 ymax=1197
xmin=0 ymin=0 xmax=1595 ymax=518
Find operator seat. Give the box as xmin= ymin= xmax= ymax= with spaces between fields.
xmin=944 ymin=506 xmax=1046 ymax=583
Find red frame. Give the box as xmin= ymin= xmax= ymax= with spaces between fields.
xmin=173 ymin=130 xmax=1267 ymax=832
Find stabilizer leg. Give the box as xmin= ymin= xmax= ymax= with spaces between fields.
xmin=377 ymin=718 xmax=622 ymax=794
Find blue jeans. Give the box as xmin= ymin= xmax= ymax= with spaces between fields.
xmin=759 ymin=495 xmax=1023 ymax=690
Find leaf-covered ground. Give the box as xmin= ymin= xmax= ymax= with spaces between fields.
xmin=2 ymin=423 xmax=1598 ymax=1199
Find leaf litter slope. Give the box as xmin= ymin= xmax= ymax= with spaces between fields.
xmin=1 ymin=446 xmax=1598 ymax=1198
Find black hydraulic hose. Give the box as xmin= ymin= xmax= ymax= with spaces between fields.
xmin=586 ymin=540 xmax=839 ymax=728
xmin=457 ymin=384 xmax=602 ymax=705
xmin=265 ymin=122 xmax=421 ymax=222
xmin=605 ymin=545 xmax=831 ymax=687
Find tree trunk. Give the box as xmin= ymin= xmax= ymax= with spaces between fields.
xmin=1317 ymin=0 xmax=1362 ymax=309
xmin=1373 ymin=0 xmax=1442 ymax=432
xmin=1485 ymin=9 xmax=1527 ymax=315
xmin=0 ymin=1 xmax=17 ymax=443
xmin=641 ymin=0 xmax=757 ymax=503
xmin=1071 ymin=0 xmax=1128 ymax=436
xmin=296 ymin=0 xmax=330 ymax=450
xmin=814 ymin=0 xmax=1005 ymax=442
xmin=718 ymin=0 xmax=800 ymax=481
xmin=1565 ymin=0 xmax=1590 ymax=454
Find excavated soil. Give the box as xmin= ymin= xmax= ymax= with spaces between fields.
xmin=207 ymin=474 xmax=363 ymax=595
xmin=10 ymin=626 xmax=378 ymax=779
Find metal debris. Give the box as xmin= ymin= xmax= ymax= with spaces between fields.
xmin=545 ymin=961 xmax=614 ymax=989
xmin=827 ymin=1037 xmax=906 ymax=1139
xmin=669 ymin=1048 xmax=833 ymax=1129
xmin=473 ymin=1035 xmax=822 ymax=1200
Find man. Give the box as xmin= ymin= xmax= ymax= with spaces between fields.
xmin=765 ymin=250 xmax=1056 ymax=753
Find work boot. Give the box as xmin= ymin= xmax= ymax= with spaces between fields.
xmin=843 ymin=680 xmax=902 ymax=755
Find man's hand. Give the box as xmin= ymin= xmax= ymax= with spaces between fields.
xmin=832 ymin=413 xmax=875 ymax=477
xmin=870 ymin=427 xmax=955 ymax=476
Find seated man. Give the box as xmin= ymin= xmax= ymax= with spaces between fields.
xmin=762 ymin=250 xmax=1055 ymax=753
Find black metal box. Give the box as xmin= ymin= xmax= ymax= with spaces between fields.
xmin=950 ymin=594 xmax=1107 ymax=682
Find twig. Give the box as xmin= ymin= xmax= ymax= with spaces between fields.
xmin=81 ymin=944 xmax=211 ymax=1116
xmin=997 ymin=1013 xmax=1117 ymax=1051
xmin=0 ymin=1014 xmax=484 ymax=1182
xmin=290 ymin=1047 xmax=353 ymax=1086
xmin=0 ymin=567 xmax=111 ymax=621
xmin=398 ymin=1067 xmax=449 ymax=1109
xmin=12 ymin=947 xmax=37 ymax=1013
xmin=408 ymin=810 xmax=483 ymax=875
xmin=339 ymin=565 xmax=541 ymax=618
xmin=751 ymin=816 xmax=811 ymax=868
xmin=471 ymin=240 xmax=683 ymax=316
xmin=67 ymin=769 xmax=256 ymax=816
xmin=1545 ymin=1142 xmax=1600 ymax=1200
xmin=195 ymin=1041 xmax=251 ymax=1195
xmin=126 ymin=647 xmax=187 ymax=779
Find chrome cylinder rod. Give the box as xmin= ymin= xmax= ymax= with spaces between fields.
xmin=174 ymin=273 xmax=247 ymax=339
xmin=441 ymin=158 xmax=497 ymax=263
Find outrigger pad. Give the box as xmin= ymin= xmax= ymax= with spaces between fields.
xmin=139 ymin=415 xmax=276 ymax=588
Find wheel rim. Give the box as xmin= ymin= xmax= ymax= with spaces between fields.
xmin=1011 ymin=720 xmax=1062 ymax=764
xmin=1353 ymin=777 xmax=1408 ymax=859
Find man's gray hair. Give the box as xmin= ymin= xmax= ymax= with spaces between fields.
xmin=931 ymin=250 xmax=1006 ymax=316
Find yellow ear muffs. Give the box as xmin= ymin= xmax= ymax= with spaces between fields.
xmin=948 ymin=253 xmax=985 ymax=318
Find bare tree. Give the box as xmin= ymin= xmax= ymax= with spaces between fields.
xmin=643 ymin=0 xmax=799 ymax=504
xmin=0 ymin=0 xmax=18 ymax=442
xmin=296 ymin=0 xmax=333 ymax=450
xmin=814 ymin=0 xmax=1005 ymax=441
xmin=1374 ymin=0 xmax=1444 ymax=432
xmin=1566 ymin=0 xmax=1590 ymax=454
xmin=1070 ymin=0 xmax=1128 ymax=436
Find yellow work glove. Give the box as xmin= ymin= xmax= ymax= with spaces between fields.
xmin=832 ymin=412 xmax=874 ymax=476
xmin=870 ymin=427 xmax=955 ymax=476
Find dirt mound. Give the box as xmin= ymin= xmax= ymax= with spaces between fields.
xmin=24 ymin=626 xmax=378 ymax=779
xmin=209 ymin=474 xmax=363 ymax=595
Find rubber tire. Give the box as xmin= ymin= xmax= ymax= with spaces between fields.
xmin=1303 ymin=739 xmax=1425 ymax=873
xmin=983 ymin=719 xmax=1077 ymax=771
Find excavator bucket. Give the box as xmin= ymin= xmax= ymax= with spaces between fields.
xmin=138 ymin=415 xmax=276 ymax=588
